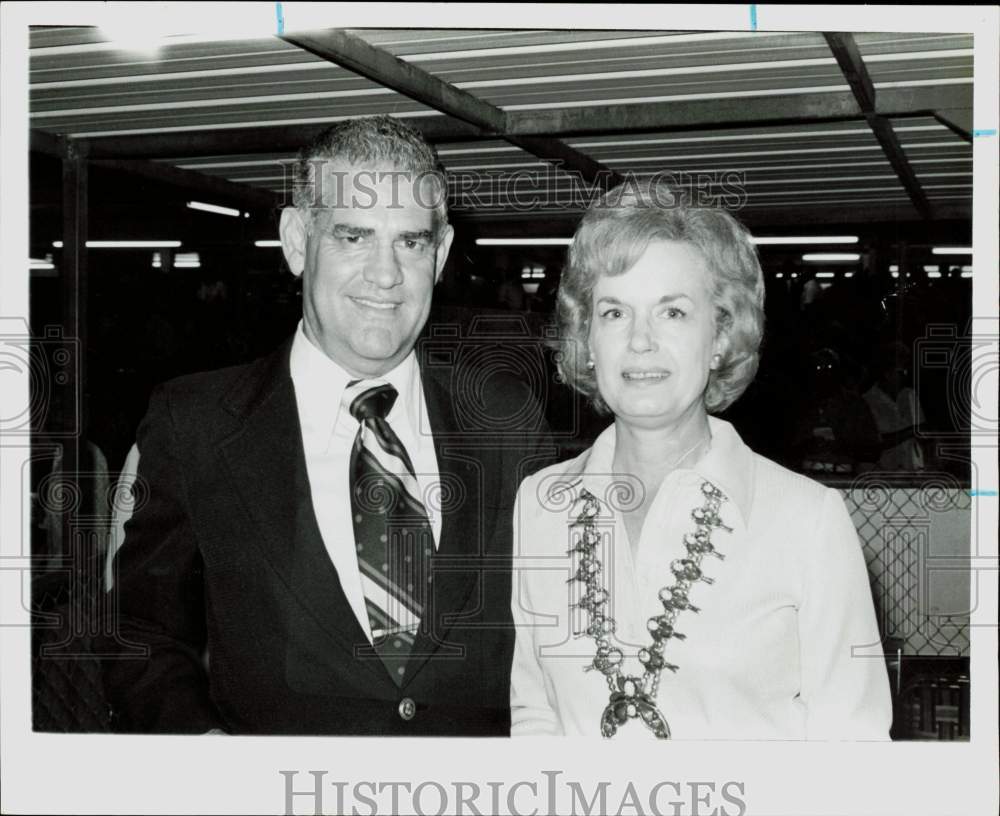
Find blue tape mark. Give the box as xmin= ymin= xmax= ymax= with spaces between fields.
xmin=968 ymin=490 xmax=998 ymax=497
xmin=972 ymin=129 xmax=997 ymax=137
xmin=275 ymin=1 xmax=284 ymax=35
xmin=750 ymin=4 xmax=757 ymax=30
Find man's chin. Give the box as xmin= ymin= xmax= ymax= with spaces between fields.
xmin=346 ymin=342 xmax=408 ymax=376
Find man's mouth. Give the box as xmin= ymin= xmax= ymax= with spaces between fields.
xmin=350 ymin=296 xmax=400 ymax=311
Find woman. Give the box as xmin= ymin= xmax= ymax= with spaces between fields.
xmin=510 ymin=181 xmax=891 ymax=740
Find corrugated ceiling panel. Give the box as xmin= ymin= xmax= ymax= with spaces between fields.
xmin=892 ymin=116 xmax=972 ymax=203
xmin=28 ymin=27 xmax=974 ymax=221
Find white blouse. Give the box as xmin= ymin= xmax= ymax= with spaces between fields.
xmin=510 ymin=418 xmax=892 ymax=740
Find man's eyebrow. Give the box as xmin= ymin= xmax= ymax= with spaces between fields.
xmin=331 ymin=223 xmax=374 ymax=236
xmin=398 ymin=229 xmax=434 ymax=241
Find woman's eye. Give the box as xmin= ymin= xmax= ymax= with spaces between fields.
xmin=600 ymin=308 xmax=623 ymax=320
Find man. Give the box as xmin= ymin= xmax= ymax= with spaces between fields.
xmin=100 ymin=116 xmax=553 ymax=735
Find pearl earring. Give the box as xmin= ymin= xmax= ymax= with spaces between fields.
xmin=710 ymin=353 xmax=721 ymax=370
xmin=586 ymin=358 xmax=595 ymax=370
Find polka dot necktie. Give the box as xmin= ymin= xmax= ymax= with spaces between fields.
xmin=344 ymin=381 xmax=432 ymax=685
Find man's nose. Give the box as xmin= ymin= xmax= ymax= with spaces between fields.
xmin=363 ymin=240 xmax=404 ymax=288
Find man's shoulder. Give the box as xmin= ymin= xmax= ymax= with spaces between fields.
xmin=153 ymin=342 xmax=289 ymax=415
xmin=158 ymin=360 xmax=254 ymax=399
xmin=421 ymin=356 xmax=547 ymax=438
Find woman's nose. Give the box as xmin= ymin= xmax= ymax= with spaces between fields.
xmin=628 ymin=316 xmax=657 ymax=353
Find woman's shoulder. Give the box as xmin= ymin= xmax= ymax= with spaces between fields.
xmin=748 ymin=449 xmax=839 ymax=511
xmin=517 ymin=446 xmax=593 ymax=501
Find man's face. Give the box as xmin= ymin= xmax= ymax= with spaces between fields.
xmin=280 ymin=160 xmax=453 ymax=377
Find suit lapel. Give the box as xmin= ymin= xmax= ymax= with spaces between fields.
xmin=218 ymin=342 xmax=386 ymax=686
xmin=403 ymin=363 xmax=484 ymax=684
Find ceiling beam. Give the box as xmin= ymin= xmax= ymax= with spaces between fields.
xmin=824 ymin=32 xmax=932 ymax=220
xmin=31 ymin=129 xmax=73 ymax=159
xmin=90 ymin=158 xmax=279 ymax=211
xmin=64 ymin=83 xmax=971 ymax=162
xmin=80 ymin=116 xmax=485 ymax=160
xmin=507 ymin=85 xmax=971 ymax=137
xmin=279 ymin=27 xmax=621 ymax=187
xmin=454 ymin=203 xmax=971 ymax=233
xmin=931 ymin=112 xmax=973 ymax=144
xmin=823 ymin=33 xmax=876 ymax=111
xmin=281 ymin=28 xmax=505 ymax=134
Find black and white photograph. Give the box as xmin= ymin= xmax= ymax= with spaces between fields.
xmin=1 ymin=3 xmax=997 ymax=815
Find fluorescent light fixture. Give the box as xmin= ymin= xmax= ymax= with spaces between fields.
xmin=889 ymin=264 xmax=899 ymax=272
xmin=53 ymin=240 xmax=182 ymax=249
xmin=815 ymin=272 xmax=835 ymax=279
xmin=475 ymin=238 xmax=572 ymax=246
xmin=174 ymin=252 xmax=201 ymax=269
xmin=30 ymin=258 xmax=55 ymax=270
xmin=802 ymin=253 xmax=860 ymax=262
xmin=931 ymin=246 xmax=972 ymax=255
xmin=844 ymin=272 xmax=854 ymax=278
xmin=790 ymin=273 xmax=799 ymax=279
xmin=187 ymin=201 xmax=241 ymax=217
xmin=254 ymin=240 xmax=282 ymax=248
xmin=751 ymin=235 xmax=858 ymax=245
xmin=923 ymin=265 xmax=940 ymax=273
xmin=774 ymin=273 xmax=784 ymax=279
xmin=152 ymin=251 xmax=200 ymax=269
xmin=960 ymin=270 xmax=972 ymax=278
xmin=927 ymin=271 xmax=942 ymax=279
xmin=961 ymin=265 xmax=972 ymax=273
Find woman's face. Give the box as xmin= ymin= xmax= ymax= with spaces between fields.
xmin=588 ymin=239 xmax=724 ymax=430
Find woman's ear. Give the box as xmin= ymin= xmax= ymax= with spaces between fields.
xmin=279 ymin=207 xmax=307 ymax=277
xmin=712 ymin=330 xmax=730 ymax=369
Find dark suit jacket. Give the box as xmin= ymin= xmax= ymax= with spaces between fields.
xmin=100 ymin=336 xmax=554 ymax=734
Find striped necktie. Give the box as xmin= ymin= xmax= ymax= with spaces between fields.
xmin=344 ymin=380 xmax=432 ymax=686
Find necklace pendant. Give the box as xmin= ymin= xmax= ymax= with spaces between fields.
xmin=600 ymin=681 xmax=671 ymax=739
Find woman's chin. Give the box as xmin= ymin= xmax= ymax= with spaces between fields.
xmin=613 ymin=401 xmax=681 ymax=427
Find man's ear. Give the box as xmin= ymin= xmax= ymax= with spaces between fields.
xmin=433 ymin=224 xmax=455 ymax=284
xmin=279 ymin=207 xmax=308 ymax=278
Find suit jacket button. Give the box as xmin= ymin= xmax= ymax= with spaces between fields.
xmin=398 ymin=697 xmax=416 ymax=721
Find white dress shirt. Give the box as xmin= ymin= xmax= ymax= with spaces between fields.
xmin=289 ymin=321 xmax=441 ymax=643
xmin=511 ymin=417 xmax=892 ymax=740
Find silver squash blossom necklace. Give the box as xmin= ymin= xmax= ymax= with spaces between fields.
xmin=569 ymin=480 xmax=731 ymax=738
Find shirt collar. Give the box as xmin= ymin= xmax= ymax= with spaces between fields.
xmin=289 ymin=320 xmax=420 ymax=444
xmin=567 ymin=415 xmax=755 ymax=524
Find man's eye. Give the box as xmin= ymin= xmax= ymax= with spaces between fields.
xmin=665 ymin=307 xmax=686 ymax=319
xmin=399 ymin=238 xmax=428 ymax=252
